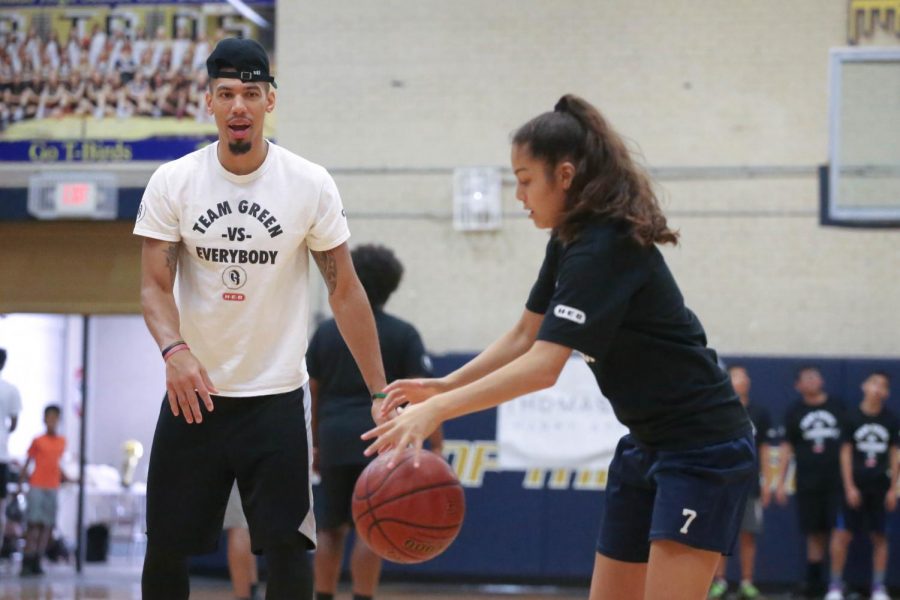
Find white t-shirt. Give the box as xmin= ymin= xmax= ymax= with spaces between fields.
xmin=134 ymin=142 xmax=351 ymax=396
xmin=0 ymin=379 xmax=22 ymax=462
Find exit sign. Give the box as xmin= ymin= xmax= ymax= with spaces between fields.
xmin=27 ymin=173 xmax=118 ymax=220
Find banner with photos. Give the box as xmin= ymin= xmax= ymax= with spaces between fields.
xmin=496 ymin=356 xmax=628 ymax=470
xmin=0 ymin=0 xmax=275 ymax=162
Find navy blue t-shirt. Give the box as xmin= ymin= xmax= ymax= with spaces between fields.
xmin=842 ymin=405 xmax=899 ymax=489
xmin=307 ymin=309 xmax=432 ymax=467
xmin=526 ymin=221 xmax=751 ymax=450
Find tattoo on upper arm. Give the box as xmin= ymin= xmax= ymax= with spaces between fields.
xmin=164 ymin=242 xmax=179 ymax=280
xmin=311 ymin=249 xmax=338 ymax=295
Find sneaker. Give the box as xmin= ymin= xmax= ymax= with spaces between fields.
xmin=19 ymin=556 xmax=37 ymax=577
xmin=871 ymin=586 xmax=890 ymax=600
xmin=739 ymin=581 xmax=762 ymax=599
xmin=708 ymin=579 xmax=728 ymax=599
xmin=823 ymin=585 xmax=844 ymax=600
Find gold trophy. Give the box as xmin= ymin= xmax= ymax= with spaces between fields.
xmin=120 ymin=440 xmax=144 ymax=488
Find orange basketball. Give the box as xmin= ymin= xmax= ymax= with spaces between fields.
xmin=352 ymin=448 xmax=465 ymax=564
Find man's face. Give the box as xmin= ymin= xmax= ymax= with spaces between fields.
xmin=206 ymin=77 xmax=274 ymax=155
xmin=729 ymin=367 xmax=751 ymax=397
xmin=795 ymin=368 xmax=823 ymax=396
xmin=862 ymin=374 xmax=890 ymax=403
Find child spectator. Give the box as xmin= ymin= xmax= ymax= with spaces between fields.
xmin=17 ymin=405 xmax=67 ymax=576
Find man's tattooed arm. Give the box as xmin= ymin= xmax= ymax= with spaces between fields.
xmin=311 ymin=248 xmax=338 ymax=295
xmin=164 ymin=242 xmax=179 ymax=281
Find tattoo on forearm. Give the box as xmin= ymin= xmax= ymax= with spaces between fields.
xmin=311 ymin=249 xmax=338 ymax=295
xmin=164 ymin=243 xmax=179 ymax=280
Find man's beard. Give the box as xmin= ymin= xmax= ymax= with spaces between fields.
xmin=228 ymin=140 xmax=252 ymax=155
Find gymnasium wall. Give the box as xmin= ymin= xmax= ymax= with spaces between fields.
xmin=276 ymin=0 xmax=900 ymax=356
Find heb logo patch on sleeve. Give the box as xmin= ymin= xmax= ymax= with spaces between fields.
xmin=553 ymin=304 xmax=586 ymax=324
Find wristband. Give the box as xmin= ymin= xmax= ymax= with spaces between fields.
xmin=160 ymin=340 xmax=186 ymax=357
xmin=163 ymin=343 xmax=190 ymax=361
xmin=371 ymin=392 xmax=387 ymax=401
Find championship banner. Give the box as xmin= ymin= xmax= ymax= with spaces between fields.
xmin=0 ymin=0 xmax=275 ymax=162
xmin=496 ymin=356 xmax=627 ymax=470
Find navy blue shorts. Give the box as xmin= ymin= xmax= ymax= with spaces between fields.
xmin=597 ymin=433 xmax=756 ymax=563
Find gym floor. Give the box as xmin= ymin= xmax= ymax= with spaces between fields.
xmin=0 ymin=560 xmax=808 ymax=600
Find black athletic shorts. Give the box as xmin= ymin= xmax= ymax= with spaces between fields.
xmin=145 ymin=387 xmax=311 ymax=555
xmin=795 ymin=488 xmax=842 ymax=534
xmin=0 ymin=463 xmax=8 ymax=500
xmin=837 ymin=480 xmax=890 ymax=534
xmin=316 ymin=463 xmax=367 ymax=531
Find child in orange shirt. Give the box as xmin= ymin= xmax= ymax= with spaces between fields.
xmin=17 ymin=405 xmax=67 ymax=576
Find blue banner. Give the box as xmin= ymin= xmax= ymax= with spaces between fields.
xmin=188 ymin=354 xmax=900 ymax=588
xmin=0 ymin=138 xmax=215 ymax=162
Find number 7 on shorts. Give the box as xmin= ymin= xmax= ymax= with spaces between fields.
xmin=680 ymin=508 xmax=697 ymax=534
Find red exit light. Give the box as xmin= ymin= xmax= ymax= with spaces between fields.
xmin=60 ymin=183 xmax=92 ymax=206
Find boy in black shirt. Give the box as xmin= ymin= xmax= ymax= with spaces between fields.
xmin=309 ymin=244 xmax=442 ymax=600
xmin=775 ymin=366 xmax=844 ymax=598
xmin=825 ymin=372 xmax=899 ymax=600
xmin=709 ymin=365 xmax=776 ymax=600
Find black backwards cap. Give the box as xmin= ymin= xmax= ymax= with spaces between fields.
xmin=206 ymin=37 xmax=276 ymax=88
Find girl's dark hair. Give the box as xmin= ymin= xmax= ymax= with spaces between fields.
xmin=512 ymin=94 xmax=678 ymax=247
xmin=351 ymin=244 xmax=404 ymax=309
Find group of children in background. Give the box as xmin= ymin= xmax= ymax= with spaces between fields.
xmin=711 ymin=366 xmax=899 ymax=600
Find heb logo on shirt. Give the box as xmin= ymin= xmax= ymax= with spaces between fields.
xmin=554 ymin=304 xmax=586 ymax=325
xmin=222 ymin=293 xmax=245 ymax=302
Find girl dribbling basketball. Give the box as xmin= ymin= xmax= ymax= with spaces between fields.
xmin=363 ymin=94 xmax=755 ymax=600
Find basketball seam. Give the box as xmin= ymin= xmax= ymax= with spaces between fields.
xmin=358 ymin=452 xmax=418 ymax=499
xmin=353 ymin=481 xmax=464 ymax=522
xmin=367 ymin=512 xmax=423 ymax=562
xmin=364 ymin=518 xmax=463 ymax=531
xmin=361 ymin=470 xmax=423 ymax=563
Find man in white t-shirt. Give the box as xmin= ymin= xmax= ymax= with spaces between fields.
xmin=0 ymin=349 xmax=22 ymax=539
xmin=133 ymin=38 xmax=388 ymax=600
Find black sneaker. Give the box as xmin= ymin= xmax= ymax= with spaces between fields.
xmin=19 ymin=556 xmax=36 ymax=577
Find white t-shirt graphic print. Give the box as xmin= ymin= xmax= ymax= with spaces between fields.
xmin=134 ymin=141 xmax=350 ymax=396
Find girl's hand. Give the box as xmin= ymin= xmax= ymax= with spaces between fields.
xmin=379 ymin=378 xmax=448 ymax=417
xmin=362 ymin=402 xmax=442 ymax=468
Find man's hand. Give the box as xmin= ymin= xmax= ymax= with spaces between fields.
xmin=886 ymin=489 xmax=897 ymax=512
xmin=845 ymin=484 xmax=862 ymax=509
xmin=371 ymin=397 xmax=402 ymax=426
xmin=165 ymin=350 xmax=218 ymax=424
